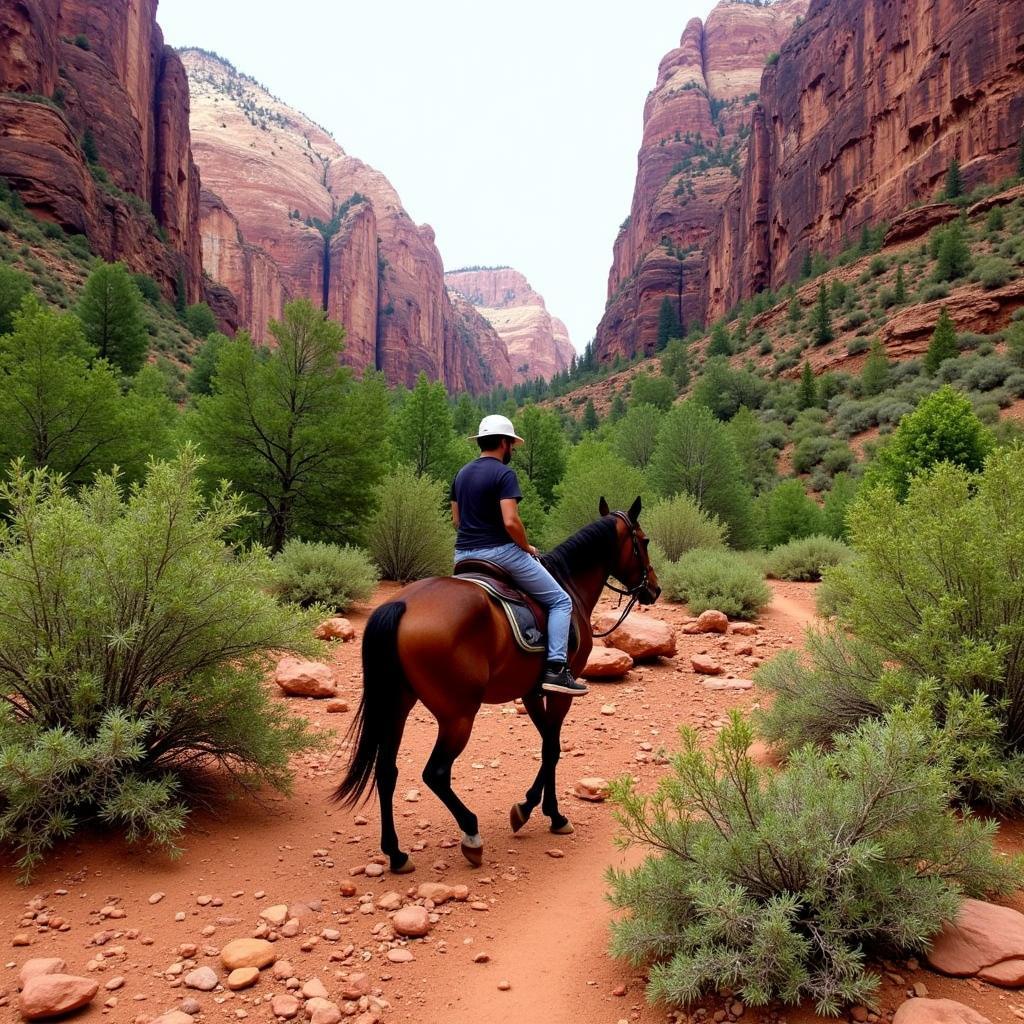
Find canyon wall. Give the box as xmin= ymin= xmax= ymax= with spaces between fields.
xmin=445 ymin=267 xmax=575 ymax=382
xmin=705 ymin=0 xmax=1024 ymax=318
xmin=0 ymin=0 xmax=203 ymax=301
xmin=183 ymin=49 xmax=513 ymax=393
xmin=595 ymin=0 xmax=807 ymax=361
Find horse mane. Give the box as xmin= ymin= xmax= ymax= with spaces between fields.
xmin=541 ymin=515 xmax=618 ymax=584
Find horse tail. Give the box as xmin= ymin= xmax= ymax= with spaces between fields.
xmin=333 ymin=600 xmax=407 ymax=807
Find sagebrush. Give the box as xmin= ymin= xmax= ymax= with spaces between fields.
xmin=269 ymin=539 xmax=379 ymax=611
xmin=765 ymin=535 xmax=852 ymax=581
xmin=660 ymin=548 xmax=770 ymax=619
xmin=643 ymin=493 xmax=726 ymax=561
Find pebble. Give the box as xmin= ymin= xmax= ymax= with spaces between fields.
xmin=387 ymin=948 xmax=414 ymax=963
xmin=220 ymin=938 xmax=276 ymax=971
xmin=271 ymin=993 xmax=301 ymax=1019
xmin=600 ymin=704 xmax=616 ymax=716
xmin=180 ymin=997 xmax=202 ymax=1015
xmin=104 ymin=976 xmax=125 ymax=991
xmin=148 ymin=892 xmax=165 ymax=905
xmin=183 ymin=966 xmax=218 ymax=991
xmin=302 ymin=978 xmax=329 ymax=1000
xmin=259 ymin=904 xmax=288 ymax=927
xmin=497 ymin=979 xmax=511 ymax=991
xmin=392 ymin=905 xmax=431 ymax=938
xmin=326 ymin=699 xmax=349 ymax=714
xmin=404 ymin=789 xmax=421 ymax=802
xmin=612 ymin=983 xmax=627 ymax=996
xmin=227 ymin=966 xmax=259 ymax=990
xmin=364 ymin=863 xmax=385 ymax=878
xmin=546 ymin=849 xmax=565 ymax=859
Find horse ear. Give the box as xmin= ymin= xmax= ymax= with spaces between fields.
xmin=628 ymin=495 xmax=642 ymax=524
xmin=598 ymin=496 xmax=610 ymax=517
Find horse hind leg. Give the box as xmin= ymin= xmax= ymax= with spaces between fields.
xmin=378 ymin=688 xmax=417 ymax=874
xmin=422 ymin=714 xmax=483 ymax=866
xmin=512 ymin=692 xmax=573 ymax=835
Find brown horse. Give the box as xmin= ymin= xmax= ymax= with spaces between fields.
xmin=334 ymin=497 xmax=660 ymax=872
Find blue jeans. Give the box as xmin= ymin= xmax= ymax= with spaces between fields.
xmin=455 ymin=543 xmax=572 ymax=662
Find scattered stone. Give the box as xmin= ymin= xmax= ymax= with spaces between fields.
xmin=273 ymin=657 xmax=337 ymax=698
xmin=279 ymin=918 xmax=301 ymax=938
xmin=340 ymin=974 xmax=371 ymax=1000
xmin=18 ymin=959 xmax=67 ymax=989
xmin=497 ymin=980 xmax=511 ymax=991
xmin=392 ymin=906 xmax=431 ymax=938
xmin=226 ymin=967 xmax=259 ymax=991
xmin=600 ymin=704 xmax=616 ymax=716
xmin=596 ymin=612 xmax=676 ymax=660
xmin=104 ymin=976 xmax=125 ymax=991
xmin=684 ymin=610 xmax=730 ymax=634
xmin=416 ymin=883 xmax=452 ymax=904
xmin=152 ymin=1013 xmax=195 ymax=1024
xmin=271 ymin=993 xmax=300 ymax=1020
xmin=573 ymin=777 xmax=610 ymax=802
xmin=364 ymin=863 xmax=385 ymax=878
xmin=729 ymin=622 xmax=757 ymax=636
xmin=325 ymin=699 xmax=349 ymax=714
xmin=700 ymin=677 xmax=753 ymax=691
xmin=309 ymin=1003 xmax=341 ymax=1024
xmin=927 ymin=899 xmax=1024 ymax=984
xmin=220 ymin=938 xmax=276 ymax=971
xmin=612 ymin=984 xmax=627 ymax=997
xmin=978 ymin=958 xmax=1024 ymax=986
xmin=580 ymin=647 xmax=633 ymax=680
xmin=690 ymin=654 xmax=722 ymax=675
xmin=180 ymin=998 xmax=202 ymax=1015
xmin=314 ymin=617 xmax=355 ymax=642
xmin=912 ymin=982 xmax=929 ymax=998
xmin=850 ymin=1007 xmax=870 ymax=1023
xmin=892 ymin=998 xmax=991 ymax=1024
xmin=302 ymin=978 xmax=329 ymax=1000
xmin=473 ymin=953 xmax=490 ymax=964
xmin=183 ymin=966 xmax=218 ymax=991
xmin=404 ymin=789 xmax=420 ymax=803
xmin=19 ymin=975 xmax=98 ymax=1020
xmin=386 ymin=948 xmax=413 ymax=964
xmin=546 ymin=849 xmax=565 ymax=859
xmin=12 ymin=934 xmax=31 ymax=947
xmin=148 ymin=892 xmax=165 ymax=905
xmin=258 ymin=904 xmax=289 ymax=927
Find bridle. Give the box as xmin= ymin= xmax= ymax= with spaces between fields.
xmin=591 ymin=511 xmax=654 ymax=638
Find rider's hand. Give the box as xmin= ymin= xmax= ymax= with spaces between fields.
xmin=527 ymin=545 xmax=539 ymax=558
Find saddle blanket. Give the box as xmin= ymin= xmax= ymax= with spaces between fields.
xmin=456 ymin=575 xmax=546 ymax=654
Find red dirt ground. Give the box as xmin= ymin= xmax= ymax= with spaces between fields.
xmin=2 ymin=582 xmax=1024 ymax=1024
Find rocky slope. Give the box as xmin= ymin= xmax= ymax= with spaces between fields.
xmin=596 ymin=0 xmax=808 ymax=362
xmin=0 ymin=0 xmax=203 ymax=303
xmin=704 ymin=0 xmax=1024 ymax=319
xmin=182 ymin=49 xmax=513 ymax=393
xmin=445 ymin=267 xmax=575 ymax=382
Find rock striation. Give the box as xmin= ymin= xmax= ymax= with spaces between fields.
xmin=596 ymin=0 xmax=807 ymax=362
xmin=0 ymin=0 xmax=204 ymax=303
xmin=182 ymin=49 xmax=513 ymax=393
xmin=445 ymin=267 xmax=575 ymax=382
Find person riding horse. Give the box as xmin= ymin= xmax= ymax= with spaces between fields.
xmin=450 ymin=414 xmax=588 ymax=697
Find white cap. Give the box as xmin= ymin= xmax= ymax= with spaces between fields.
xmin=470 ymin=414 xmax=524 ymax=445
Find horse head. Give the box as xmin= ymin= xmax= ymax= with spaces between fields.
xmin=598 ymin=496 xmax=661 ymax=605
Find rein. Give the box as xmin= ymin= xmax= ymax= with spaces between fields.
xmin=590 ymin=511 xmax=650 ymax=638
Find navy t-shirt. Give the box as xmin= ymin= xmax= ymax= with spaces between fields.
xmin=450 ymin=457 xmax=523 ymax=551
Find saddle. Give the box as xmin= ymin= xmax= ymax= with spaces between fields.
xmin=453 ymin=559 xmax=549 ymax=653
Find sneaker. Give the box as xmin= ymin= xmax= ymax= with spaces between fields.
xmin=541 ymin=664 xmax=589 ymax=696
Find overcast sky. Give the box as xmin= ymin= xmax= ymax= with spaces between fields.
xmin=158 ymin=0 xmax=716 ymax=351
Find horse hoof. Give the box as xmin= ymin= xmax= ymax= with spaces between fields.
xmin=510 ymin=802 xmax=531 ymax=834
xmin=390 ymin=856 xmax=415 ymax=875
xmin=550 ymin=819 xmax=574 ymax=835
xmin=461 ymin=841 xmax=484 ymax=867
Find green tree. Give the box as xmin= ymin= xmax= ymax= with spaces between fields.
xmin=1007 ymin=320 xmax=1024 ymax=369
xmin=582 ymin=398 xmax=599 ymax=433
xmin=0 ymin=266 xmax=31 ymax=335
xmin=860 ymin=338 xmax=891 ymax=395
xmin=822 ymin=472 xmax=859 ymax=540
xmin=944 ymin=157 xmax=963 ymax=199
xmin=391 ymin=371 xmax=457 ymax=480
xmin=657 ymin=296 xmax=683 ymax=349
xmin=609 ymin=391 xmax=628 ymax=423
xmin=184 ymin=302 xmax=217 ymax=338
xmin=810 ymin=281 xmax=834 ymax=347
xmin=924 ymin=307 xmax=958 ymax=374
xmin=894 ymin=264 xmax=906 ymax=303
xmin=787 ymin=294 xmax=802 ymax=326
xmin=190 ymin=299 xmax=388 ymax=551
xmin=707 ymin=320 xmax=731 ymax=357
xmin=631 ymin=370 xmax=675 ymax=411
xmin=648 ymin=401 xmax=756 ymax=547
xmin=932 ymin=222 xmax=971 ymax=282
xmin=864 ymin=385 xmax=992 ymax=499
xmin=692 ymin=357 xmax=767 ymax=421
xmin=797 ymin=360 xmax=817 ymax=409
xmin=756 ymin=479 xmax=825 ymax=548
xmin=659 ymin=337 xmax=690 ymax=390
xmin=725 ymin=406 xmax=777 ymax=493
xmin=613 ymin=402 xmax=661 ymax=471
xmin=800 ymin=249 xmax=813 ymax=279
xmin=986 ymin=207 xmax=1005 ymax=233
xmin=76 ymin=261 xmax=148 ymax=374
xmin=187 ymin=331 xmax=229 ymax=396
xmin=512 ymin=404 xmax=566 ymax=507
xmin=452 ymin=393 xmax=479 ymax=437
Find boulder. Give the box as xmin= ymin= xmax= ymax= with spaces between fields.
xmin=573 ymin=777 xmax=610 ymax=802
xmin=19 ymin=974 xmax=98 ymax=1020
xmin=392 ymin=905 xmax=431 ymax=938
xmin=595 ymin=613 xmax=676 ymax=660
xmin=690 ymin=654 xmax=722 ymax=675
xmin=315 ymin=617 xmax=356 ymax=642
xmin=274 ymin=657 xmax=336 ymax=698
xmin=683 ymin=610 xmax=730 ymax=634
xmin=220 ymin=937 xmax=276 ymax=971
xmin=580 ymin=646 xmax=633 ymax=680
xmin=18 ymin=959 xmax=67 ymax=989
xmin=927 ymin=899 xmax=1024 ymax=981
xmin=892 ymin=998 xmax=991 ymax=1024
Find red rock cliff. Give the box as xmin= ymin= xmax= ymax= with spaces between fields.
xmin=705 ymin=0 xmax=1024 ymax=318
xmin=445 ymin=268 xmax=576 ymax=382
xmin=182 ymin=49 xmax=512 ymax=393
xmin=0 ymin=0 xmax=203 ymax=301
xmin=595 ymin=0 xmax=807 ymax=362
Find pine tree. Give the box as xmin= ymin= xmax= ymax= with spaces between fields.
xmin=787 ymin=294 xmax=802 ymax=326
xmin=800 ymin=249 xmax=813 ymax=279
xmin=660 ymin=337 xmax=691 ymax=390
xmin=707 ymin=320 xmax=731 ymax=357
xmin=894 ymin=264 xmax=906 ymax=304
xmin=76 ymin=261 xmax=148 ymax=375
xmin=858 ymin=224 xmax=872 ymax=254
xmin=932 ymin=223 xmax=971 ymax=282
xmin=657 ymin=297 xmax=684 ymax=350
xmin=924 ymin=307 xmax=958 ymax=375
xmin=861 ymin=338 xmax=890 ymax=396
xmin=609 ymin=392 xmax=627 ymax=423
xmin=811 ymin=282 xmax=834 ymax=347
xmin=582 ymin=398 xmax=599 ymax=433
xmin=986 ymin=206 xmax=1005 ymax=233
xmin=798 ymin=360 xmax=817 ymax=409
xmin=392 ymin=371 xmax=457 ymax=480
xmin=944 ymin=157 xmax=963 ymax=200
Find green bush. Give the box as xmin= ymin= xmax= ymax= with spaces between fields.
xmin=971 ymin=256 xmax=1013 ymax=289
xmin=269 ymin=540 xmax=378 ymax=611
xmin=366 ymin=466 xmax=453 ymax=582
xmin=660 ymin=548 xmax=770 ymax=619
xmin=608 ymin=712 xmax=1019 ymax=1016
xmin=765 ymin=534 xmax=852 ymax=581
xmin=756 ymin=479 xmax=824 ymax=547
xmin=0 ymin=450 xmax=321 ymax=879
xmin=644 ymin=493 xmax=726 ymax=562
xmin=0 ymin=264 xmax=32 ymax=334
xmin=184 ymin=302 xmax=217 ymax=337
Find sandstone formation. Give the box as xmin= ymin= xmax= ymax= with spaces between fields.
xmin=892 ymin=999 xmax=991 ymax=1024
xmin=704 ymin=0 xmax=1024 ymax=320
xmin=182 ymin=49 xmax=513 ymax=393
xmin=927 ymin=898 xmax=1024 ymax=985
xmin=596 ymin=0 xmax=808 ymax=361
xmin=445 ymin=267 xmax=575 ymax=382
xmin=596 ymin=612 xmax=677 ymax=660
xmin=580 ymin=645 xmax=634 ymax=680
xmin=0 ymin=0 xmax=203 ymax=303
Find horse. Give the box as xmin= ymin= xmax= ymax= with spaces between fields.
xmin=333 ymin=496 xmax=660 ymax=873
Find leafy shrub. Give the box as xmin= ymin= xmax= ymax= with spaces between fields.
xmin=269 ymin=540 xmax=379 ymax=611
xmin=608 ymin=712 xmax=1019 ymax=1016
xmin=184 ymin=302 xmax=217 ymax=337
xmin=366 ymin=467 xmax=453 ymax=583
xmin=920 ymin=283 xmax=950 ymax=302
xmin=792 ymin=434 xmax=830 ymax=473
xmin=846 ymin=336 xmax=869 ymax=355
xmin=971 ymin=256 xmax=1014 ymax=289
xmin=660 ymin=548 xmax=770 ymax=619
xmin=644 ymin=493 xmax=725 ymax=562
xmin=960 ymin=354 xmax=1013 ymax=392
xmin=821 ymin=442 xmax=854 ymax=474
xmin=0 ymin=450 xmax=321 ymax=879
xmin=0 ymin=265 xmax=32 ymax=334
xmin=756 ymin=479 xmax=824 ymax=548
xmin=765 ymin=535 xmax=852 ymax=581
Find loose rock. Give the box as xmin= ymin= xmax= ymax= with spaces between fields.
xmin=220 ymin=938 xmax=276 ymax=971
xmin=183 ymin=966 xmax=218 ymax=991
xmin=573 ymin=777 xmax=610 ymax=802
xmin=18 ymin=959 xmax=67 ymax=989
xmin=892 ymin=998 xmax=991 ymax=1024
xmin=19 ymin=974 xmax=99 ymax=1020
xmin=270 ymin=993 xmax=301 ymax=1020
xmin=226 ymin=967 xmax=259 ymax=991
xmin=690 ymin=654 xmax=722 ymax=675
xmin=927 ymin=899 xmax=1024 ymax=983
xmin=392 ymin=905 xmax=431 ymax=938
xmin=580 ymin=647 xmax=633 ymax=680
xmin=596 ymin=612 xmax=676 ymax=660
xmin=314 ymin=617 xmax=355 ymax=642
xmin=273 ymin=657 xmax=337 ymax=698
xmin=684 ymin=610 xmax=730 ymax=634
